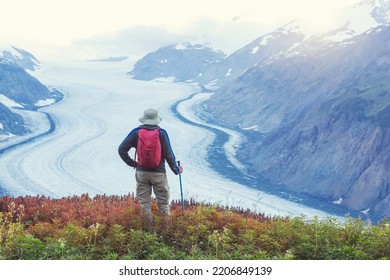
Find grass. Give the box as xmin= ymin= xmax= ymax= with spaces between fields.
xmin=0 ymin=193 xmax=389 ymax=260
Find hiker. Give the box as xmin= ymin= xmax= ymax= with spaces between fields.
xmin=118 ymin=108 xmax=183 ymax=230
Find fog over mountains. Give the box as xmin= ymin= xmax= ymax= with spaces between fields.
xmin=129 ymin=0 xmax=390 ymax=220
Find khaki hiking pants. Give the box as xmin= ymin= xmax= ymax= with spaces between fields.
xmin=135 ymin=171 xmax=170 ymax=230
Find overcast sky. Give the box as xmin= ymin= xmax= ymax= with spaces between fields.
xmin=1 ymin=0 xmax=359 ymax=61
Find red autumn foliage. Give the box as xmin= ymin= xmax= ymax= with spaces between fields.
xmin=0 ymin=193 xmax=271 ymax=230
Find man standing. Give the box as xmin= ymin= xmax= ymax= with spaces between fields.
xmin=118 ymin=108 xmax=183 ymax=230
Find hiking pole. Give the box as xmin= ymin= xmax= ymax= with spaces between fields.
xmin=177 ymin=161 xmax=184 ymax=216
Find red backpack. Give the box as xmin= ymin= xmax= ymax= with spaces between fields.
xmin=135 ymin=128 xmax=162 ymax=168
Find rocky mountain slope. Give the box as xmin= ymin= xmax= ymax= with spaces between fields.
xmin=0 ymin=46 xmax=60 ymax=140
xmin=0 ymin=45 xmax=40 ymax=71
xmin=197 ymin=24 xmax=306 ymax=85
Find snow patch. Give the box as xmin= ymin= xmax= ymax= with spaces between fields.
xmin=174 ymin=43 xmax=207 ymax=51
xmin=286 ymin=25 xmax=302 ymax=35
xmin=251 ymin=46 xmax=260 ymax=54
xmin=288 ymin=42 xmax=301 ymax=51
xmin=225 ymin=68 xmax=232 ymax=76
xmin=0 ymin=94 xmax=24 ymax=108
xmin=340 ymin=40 xmax=355 ymax=46
xmin=285 ymin=42 xmax=302 ymax=58
xmin=260 ymin=35 xmax=273 ymax=46
xmin=206 ymin=79 xmax=219 ymax=88
xmin=241 ymin=125 xmax=258 ymax=131
xmin=0 ymin=133 xmax=13 ymax=141
xmin=35 ymin=98 xmax=56 ymax=107
xmin=333 ymin=197 xmax=343 ymax=205
xmin=175 ymin=43 xmax=188 ymax=50
xmin=153 ymin=76 xmax=176 ymax=82
xmin=323 ymin=27 xmax=357 ymax=42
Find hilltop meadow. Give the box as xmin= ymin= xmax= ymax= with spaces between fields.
xmin=0 ymin=193 xmax=389 ymax=260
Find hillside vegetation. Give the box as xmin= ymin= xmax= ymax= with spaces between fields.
xmin=0 ymin=194 xmax=389 ymax=260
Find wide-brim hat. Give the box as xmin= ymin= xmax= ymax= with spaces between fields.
xmin=138 ymin=108 xmax=162 ymax=125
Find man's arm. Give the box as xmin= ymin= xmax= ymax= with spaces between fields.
xmin=159 ymin=129 xmax=181 ymax=175
xmin=118 ymin=128 xmax=138 ymax=167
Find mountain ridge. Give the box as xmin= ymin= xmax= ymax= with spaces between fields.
xmin=0 ymin=45 xmax=40 ymax=71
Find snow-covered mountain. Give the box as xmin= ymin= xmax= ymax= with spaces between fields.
xmin=281 ymin=0 xmax=390 ymax=42
xmin=0 ymin=44 xmax=40 ymax=71
xmin=198 ymin=0 xmax=390 ymax=86
xmin=0 ymin=44 xmax=61 ymax=140
xmin=128 ymin=42 xmax=226 ymax=82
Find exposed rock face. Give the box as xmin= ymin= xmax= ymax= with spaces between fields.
xmin=0 ymin=103 xmax=28 ymax=136
xmin=0 ymin=63 xmax=53 ymax=109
